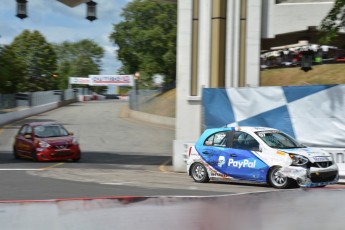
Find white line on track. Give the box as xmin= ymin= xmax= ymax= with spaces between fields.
xmin=0 ymin=163 xmax=64 ymax=171
xmin=100 ymin=182 xmax=127 ymax=185
xmin=0 ymin=169 xmax=44 ymax=171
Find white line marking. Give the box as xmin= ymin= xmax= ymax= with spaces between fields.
xmin=100 ymin=182 xmax=126 ymax=185
xmin=0 ymin=169 xmax=44 ymax=171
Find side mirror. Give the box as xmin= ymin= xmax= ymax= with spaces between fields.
xmin=24 ymin=134 xmax=32 ymax=139
xmin=69 ymin=132 xmax=74 ymax=135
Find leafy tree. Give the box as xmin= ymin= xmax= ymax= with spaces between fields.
xmin=9 ymin=30 xmax=58 ymax=92
xmin=53 ymin=39 xmax=104 ymax=90
xmin=109 ymin=0 xmax=177 ymax=89
xmin=0 ymin=45 xmax=24 ymax=93
xmin=320 ymin=0 xmax=345 ymax=44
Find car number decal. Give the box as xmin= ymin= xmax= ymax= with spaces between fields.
xmin=313 ymin=156 xmax=329 ymax=162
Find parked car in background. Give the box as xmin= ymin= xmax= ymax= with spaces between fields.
xmin=336 ymin=56 xmax=345 ymax=62
xmin=187 ymin=126 xmax=338 ymax=189
xmin=13 ymin=122 xmax=81 ymax=162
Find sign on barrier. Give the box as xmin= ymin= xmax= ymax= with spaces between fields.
xmin=89 ymin=75 xmax=134 ymax=86
xmin=69 ymin=77 xmax=90 ymax=85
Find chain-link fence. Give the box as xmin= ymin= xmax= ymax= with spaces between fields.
xmin=0 ymin=94 xmax=16 ymax=111
xmin=128 ymin=89 xmax=163 ymax=111
xmin=0 ymin=88 xmax=92 ymax=112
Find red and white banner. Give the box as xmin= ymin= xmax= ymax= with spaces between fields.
xmin=69 ymin=77 xmax=90 ymax=85
xmin=89 ymin=75 xmax=134 ymax=86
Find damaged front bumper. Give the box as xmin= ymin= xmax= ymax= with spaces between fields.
xmin=278 ymin=164 xmax=339 ymax=188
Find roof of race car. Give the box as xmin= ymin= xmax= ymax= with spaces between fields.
xmin=195 ymin=126 xmax=279 ymax=145
xmin=25 ymin=122 xmax=61 ymax=127
xmin=225 ymin=126 xmax=279 ymax=132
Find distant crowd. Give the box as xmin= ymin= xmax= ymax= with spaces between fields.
xmin=260 ymin=44 xmax=345 ymax=69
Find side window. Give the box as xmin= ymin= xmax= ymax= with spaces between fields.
xmin=204 ymin=131 xmax=227 ymax=147
xmin=232 ymin=131 xmax=259 ymax=150
xmin=19 ymin=125 xmax=28 ymax=135
xmin=26 ymin=126 xmax=32 ymax=134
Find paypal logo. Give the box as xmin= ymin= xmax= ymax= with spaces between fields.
xmin=228 ymin=159 xmax=256 ymax=169
xmin=218 ymin=156 xmax=226 ymax=167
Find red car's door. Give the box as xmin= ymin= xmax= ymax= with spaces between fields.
xmin=15 ymin=125 xmax=34 ymax=157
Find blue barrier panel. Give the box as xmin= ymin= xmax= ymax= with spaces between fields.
xmin=203 ymin=85 xmax=345 ymax=148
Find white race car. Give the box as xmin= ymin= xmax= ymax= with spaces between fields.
xmin=187 ymin=126 xmax=338 ymax=189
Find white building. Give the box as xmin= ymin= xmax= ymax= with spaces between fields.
xmin=173 ymin=0 xmax=335 ymax=171
xmin=56 ymin=0 xmax=336 ymax=171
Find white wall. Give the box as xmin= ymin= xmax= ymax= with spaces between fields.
xmin=263 ymin=0 xmax=334 ymax=38
xmin=246 ymin=0 xmax=262 ymax=87
xmin=173 ymin=0 xmax=336 ymax=171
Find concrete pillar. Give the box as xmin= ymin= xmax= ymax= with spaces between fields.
xmin=197 ymin=0 xmax=212 ymax=93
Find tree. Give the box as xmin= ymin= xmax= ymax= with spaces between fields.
xmin=109 ymin=0 xmax=177 ymax=89
xmin=0 ymin=45 xmax=24 ymax=93
xmin=53 ymin=39 xmax=104 ymax=90
xmin=320 ymin=0 xmax=345 ymax=44
xmin=9 ymin=30 xmax=58 ymax=92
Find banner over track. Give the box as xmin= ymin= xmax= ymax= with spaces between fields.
xmin=69 ymin=75 xmax=134 ymax=86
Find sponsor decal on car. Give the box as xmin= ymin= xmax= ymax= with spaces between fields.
xmin=313 ymin=156 xmax=329 ymax=162
xmin=228 ymin=159 xmax=256 ymax=169
xmin=218 ymin=156 xmax=226 ymax=167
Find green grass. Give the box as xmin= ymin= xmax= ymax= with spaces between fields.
xmin=138 ymin=88 xmax=176 ymax=117
xmin=260 ymin=64 xmax=345 ymax=86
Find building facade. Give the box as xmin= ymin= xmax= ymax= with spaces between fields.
xmin=173 ymin=0 xmax=335 ymax=171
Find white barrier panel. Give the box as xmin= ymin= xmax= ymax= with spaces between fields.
xmin=0 ymin=102 xmax=59 ymax=126
xmin=173 ymin=140 xmax=195 ymax=172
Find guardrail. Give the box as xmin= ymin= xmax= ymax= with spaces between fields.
xmin=0 ymin=88 xmax=92 ymax=126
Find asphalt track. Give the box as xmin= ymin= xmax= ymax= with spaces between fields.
xmin=1 ymin=100 xmax=345 ymax=229
xmin=0 ymin=100 xmax=281 ymax=199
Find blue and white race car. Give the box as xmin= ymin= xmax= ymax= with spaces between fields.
xmin=187 ymin=126 xmax=338 ymax=189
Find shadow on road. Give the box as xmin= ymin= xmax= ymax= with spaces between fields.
xmin=0 ymin=151 xmax=172 ymax=166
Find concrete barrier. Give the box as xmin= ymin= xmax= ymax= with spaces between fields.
xmin=0 ymin=99 xmax=77 ymax=127
xmin=128 ymin=108 xmax=175 ymax=129
xmin=1 ymin=189 xmax=345 ymax=230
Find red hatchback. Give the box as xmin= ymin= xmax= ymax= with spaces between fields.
xmin=13 ymin=122 xmax=81 ymax=162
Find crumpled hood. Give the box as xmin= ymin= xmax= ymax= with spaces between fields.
xmin=279 ymin=147 xmax=332 ymax=161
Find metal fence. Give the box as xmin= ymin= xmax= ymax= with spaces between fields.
xmin=129 ymin=89 xmax=162 ymax=111
xmin=0 ymin=94 xmax=16 ymax=110
xmin=0 ymin=88 xmax=92 ymax=110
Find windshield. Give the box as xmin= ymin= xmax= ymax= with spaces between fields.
xmin=34 ymin=125 xmax=69 ymax=138
xmin=255 ymin=131 xmax=304 ymax=149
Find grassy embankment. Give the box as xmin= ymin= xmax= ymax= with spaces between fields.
xmin=141 ymin=64 xmax=345 ymax=117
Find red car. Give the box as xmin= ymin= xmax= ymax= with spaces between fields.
xmin=13 ymin=122 xmax=81 ymax=162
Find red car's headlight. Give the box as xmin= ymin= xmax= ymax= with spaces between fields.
xmin=72 ymin=137 xmax=79 ymax=145
xmin=38 ymin=141 xmax=50 ymax=148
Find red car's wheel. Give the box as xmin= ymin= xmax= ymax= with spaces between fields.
xmin=13 ymin=147 xmax=20 ymax=159
xmin=31 ymin=150 xmax=38 ymax=161
xmin=72 ymin=156 xmax=81 ymax=162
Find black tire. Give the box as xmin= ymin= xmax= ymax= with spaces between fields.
xmin=72 ymin=156 xmax=81 ymax=162
xmin=191 ymin=163 xmax=209 ymax=183
xmin=13 ymin=147 xmax=20 ymax=159
xmin=267 ymin=166 xmax=293 ymax=189
xmin=31 ymin=150 xmax=38 ymax=161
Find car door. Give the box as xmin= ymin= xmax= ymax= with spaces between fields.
xmin=224 ymin=131 xmax=269 ymax=182
xmin=15 ymin=125 xmax=34 ymax=156
xmin=196 ymin=131 xmax=232 ymax=175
